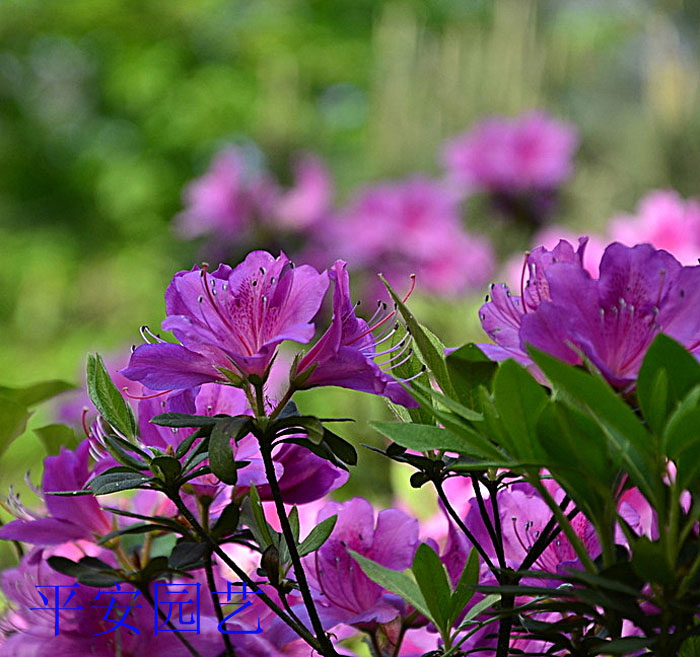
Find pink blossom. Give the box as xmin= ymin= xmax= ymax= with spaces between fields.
xmin=323 ymin=177 xmax=495 ymax=298
xmin=443 ymin=111 xmax=578 ymax=194
xmin=174 ymin=147 xmax=276 ymax=241
xmin=609 ymin=189 xmax=700 ymax=265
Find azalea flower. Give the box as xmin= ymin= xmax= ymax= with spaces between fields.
xmin=295 ymin=260 xmax=418 ymax=407
xmin=0 ymin=441 xmax=110 ymax=546
xmin=174 ymin=146 xmax=276 ymax=241
xmin=0 ymin=548 xmax=221 ymax=657
xmin=304 ymin=497 xmax=419 ymax=628
xmin=122 ymin=251 xmax=328 ymax=388
xmin=478 ymin=239 xmax=700 ymax=387
xmin=609 ymin=189 xmax=700 ymax=265
xmin=443 ymin=112 xmax=578 ymax=195
xmin=274 ymin=153 xmax=334 ymax=230
xmin=315 ymin=177 xmax=494 ymax=299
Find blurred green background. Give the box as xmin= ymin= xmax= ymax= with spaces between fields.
xmin=2 ymin=0 xmax=700 ymax=542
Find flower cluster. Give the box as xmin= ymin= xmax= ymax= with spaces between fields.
xmin=443 ymin=111 xmax=578 ymax=225
xmin=479 ymin=238 xmax=700 ymax=387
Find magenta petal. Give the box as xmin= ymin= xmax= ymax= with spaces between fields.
xmin=121 ymin=342 xmax=225 ymax=390
xmin=0 ymin=517 xmax=90 ymax=544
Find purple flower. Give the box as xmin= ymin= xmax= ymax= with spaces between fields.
xmin=443 ymin=112 xmax=578 ymax=195
xmin=295 ymin=260 xmax=417 ymax=407
xmin=122 ymin=251 xmax=328 ymax=388
xmin=174 ymin=146 xmax=276 ymax=241
xmin=478 ymin=239 xmax=700 ymax=387
xmin=304 ymin=497 xmax=420 ymax=628
xmin=609 ymin=189 xmax=700 ymax=266
xmin=274 ymin=153 xmax=334 ymax=230
xmin=319 ymin=177 xmax=494 ymax=298
xmin=0 ymin=441 xmax=110 ymax=546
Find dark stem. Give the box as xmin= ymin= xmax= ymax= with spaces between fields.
xmin=495 ymin=593 xmax=515 ymax=657
xmin=204 ymin=548 xmax=236 ymax=657
xmin=471 ymin=475 xmax=505 ymax=569
xmin=434 ymin=480 xmax=498 ymax=578
xmin=259 ymin=439 xmax=339 ymax=656
xmin=167 ymin=490 xmax=321 ymax=651
xmin=486 ymin=479 xmax=506 ymax=568
xmin=138 ymin=584 xmax=203 ymax=657
xmin=390 ymin=621 xmax=408 ymax=657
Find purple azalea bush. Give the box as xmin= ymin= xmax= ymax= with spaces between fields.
xmin=4 ymin=112 xmax=700 ymax=657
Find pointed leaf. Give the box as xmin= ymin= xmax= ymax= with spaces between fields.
xmin=87 ymin=353 xmax=137 ymax=438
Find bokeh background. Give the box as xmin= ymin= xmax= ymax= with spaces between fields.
xmin=2 ymin=0 xmax=700 ymax=565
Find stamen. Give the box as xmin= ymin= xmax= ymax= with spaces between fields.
xmin=81 ymin=408 xmax=91 ymax=439
xmin=122 ymin=387 xmax=173 ymax=400
xmin=383 ymin=348 xmax=413 ymax=371
xmin=520 ymin=251 xmax=531 ymax=313
xmin=398 ymin=365 xmax=427 ymax=383
xmin=140 ymin=325 xmax=163 ymax=344
xmin=347 ymin=275 xmax=416 ymax=346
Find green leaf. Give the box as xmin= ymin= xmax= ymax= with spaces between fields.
xmin=288 ymin=506 xmax=300 ymax=544
xmin=400 ymin=383 xmax=504 ymax=460
xmin=47 ymin=555 xmax=121 ymax=588
xmin=150 ymin=413 xmax=219 ymax=428
xmin=0 ymin=380 xmax=75 ymax=407
xmin=529 ymin=348 xmax=658 ymax=506
xmin=98 ymin=522 xmax=178 ymax=545
xmin=493 ymin=359 xmax=548 ymax=461
xmin=412 ymin=543 xmax=452 ymax=633
xmin=175 ymin=427 xmax=205 ymax=459
xmin=322 ymin=428 xmax=357 ymax=465
xmin=680 ymin=636 xmax=700 ymax=657
xmin=371 ymin=421 xmax=473 ymax=453
xmin=150 ymin=456 xmax=182 ymax=484
xmin=349 ymin=550 xmax=433 ymax=621
xmin=412 ymin=381 xmax=482 ymax=422
xmin=388 ymin=326 xmax=435 ymax=426
xmin=630 ymin=536 xmax=674 ymax=587
xmin=209 ymin=416 xmax=251 ymax=485
xmin=0 ymin=395 xmax=32 ymax=458
xmin=449 ymin=548 xmax=479 ymax=626
xmin=456 ymin=593 xmax=500 ymax=630
xmin=34 ymin=423 xmax=79 ymax=455
xmin=242 ymin=484 xmax=274 ymax=548
xmin=380 ymin=274 xmax=454 ymax=396
xmin=87 ymin=353 xmax=137 ymax=438
xmin=663 ymin=404 xmax=700 ymax=492
xmin=446 ymin=343 xmax=497 ymax=412
xmin=536 ymin=401 xmax=616 ymax=520
xmin=88 ymin=471 xmax=154 ymax=495
xmin=170 ymin=541 xmax=208 ymax=569
xmin=637 ymin=334 xmax=700 ymax=435
xmin=211 ymin=503 xmax=240 ymax=539
xmin=298 ymin=515 xmax=337 ymax=557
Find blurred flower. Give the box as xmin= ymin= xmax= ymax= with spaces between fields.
xmin=296 ymin=260 xmax=417 ymax=407
xmin=174 ymin=147 xmax=276 ymax=241
xmin=305 ymin=497 xmax=419 ymax=628
xmin=0 ymin=441 xmax=110 ymax=546
xmin=443 ymin=112 xmax=578 ymax=194
xmin=318 ymin=177 xmax=494 ymax=298
xmin=274 ymin=153 xmax=334 ymax=230
xmin=443 ymin=112 xmax=578 ymax=225
xmin=479 ymin=239 xmax=700 ymax=387
xmin=609 ymin=189 xmax=700 ymax=265
xmin=122 ymin=252 xmax=328 ymax=387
